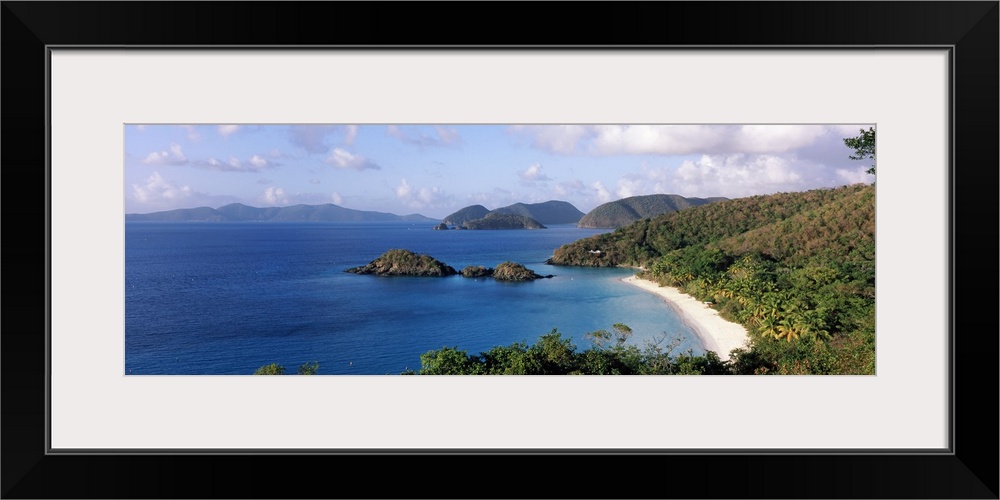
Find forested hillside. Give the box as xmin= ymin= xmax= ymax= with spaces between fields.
xmin=577 ymin=194 xmax=726 ymax=228
xmin=463 ymin=212 xmax=546 ymax=230
xmin=491 ymin=200 xmax=585 ymax=224
xmin=548 ymin=183 xmax=876 ymax=375
xmin=442 ymin=205 xmax=491 ymax=226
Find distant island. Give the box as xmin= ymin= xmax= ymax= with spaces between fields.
xmin=440 ymin=200 xmax=584 ymax=230
xmin=488 ymin=201 xmax=584 ymax=225
xmin=347 ymin=249 xmax=552 ymax=281
xmin=125 ymin=203 xmax=437 ymax=223
xmin=435 ymin=197 xmax=731 ymax=231
xmin=442 ymin=205 xmax=491 ymax=226
xmin=577 ymin=194 xmax=728 ymax=228
xmin=462 ymin=213 xmax=545 ymax=230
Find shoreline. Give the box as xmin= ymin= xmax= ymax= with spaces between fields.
xmin=621 ymin=276 xmax=749 ymax=362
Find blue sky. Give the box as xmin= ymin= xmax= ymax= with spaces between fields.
xmin=125 ymin=124 xmax=874 ymax=219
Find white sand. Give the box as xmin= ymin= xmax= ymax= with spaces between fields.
xmin=621 ymin=276 xmax=749 ymax=361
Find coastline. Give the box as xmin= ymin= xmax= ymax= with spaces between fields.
xmin=621 ymin=275 xmax=749 ymax=362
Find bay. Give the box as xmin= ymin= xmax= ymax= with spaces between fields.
xmin=125 ymin=221 xmax=704 ymax=375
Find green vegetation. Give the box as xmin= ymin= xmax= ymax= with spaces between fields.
xmin=442 ymin=204 xmax=491 ymax=226
xmin=460 ymin=265 xmax=494 ymax=278
xmin=492 ymin=261 xmax=551 ymax=281
xmin=253 ymin=363 xmax=286 ymax=375
xmin=462 ymin=212 xmax=546 ymax=230
xmin=577 ymin=194 xmax=726 ymax=228
xmin=844 ymin=127 xmax=876 ymax=175
xmin=407 ymin=326 xmax=728 ymax=375
xmin=548 ymin=184 xmax=872 ymax=268
xmin=253 ymin=361 xmax=320 ymax=375
xmin=546 ymin=183 xmax=875 ymax=375
xmin=346 ymin=250 xmax=552 ymax=281
xmin=297 ymin=361 xmax=320 ymax=375
xmin=490 ymin=200 xmax=585 ymax=224
xmin=346 ymin=249 xmax=458 ymax=277
xmin=443 ymin=201 xmax=584 ymax=228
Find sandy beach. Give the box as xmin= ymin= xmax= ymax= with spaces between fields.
xmin=621 ymin=276 xmax=749 ymax=361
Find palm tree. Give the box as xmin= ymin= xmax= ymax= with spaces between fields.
xmin=775 ymin=316 xmax=801 ymax=342
xmin=758 ymin=315 xmax=780 ymax=340
xmin=799 ymin=309 xmax=831 ymax=341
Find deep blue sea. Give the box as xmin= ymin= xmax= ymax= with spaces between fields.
xmin=125 ymin=222 xmax=703 ymax=375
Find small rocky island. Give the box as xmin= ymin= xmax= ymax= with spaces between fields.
xmin=347 ymin=250 xmax=552 ymax=281
xmin=345 ymin=249 xmax=458 ymax=277
xmin=460 ymin=262 xmax=553 ymax=281
xmin=460 ymin=265 xmax=493 ymax=278
xmin=491 ymin=261 xmax=553 ymax=281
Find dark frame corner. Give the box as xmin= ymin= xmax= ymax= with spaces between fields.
xmin=3 ymin=2 xmax=996 ymax=498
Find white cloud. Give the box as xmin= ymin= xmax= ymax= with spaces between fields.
xmin=141 ymin=143 xmax=187 ymax=165
xmin=518 ymin=163 xmax=553 ymax=182
xmin=131 ymin=172 xmax=193 ymax=204
xmin=181 ymin=125 xmax=200 ymax=142
xmin=169 ymin=143 xmax=185 ymax=161
xmin=331 ymin=191 xmax=343 ymax=205
xmin=554 ymin=179 xmax=586 ymax=197
xmin=127 ymin=172 xmax=244 ymax=213
xmin=467 ymin=188 xmax=516 ymax=208
xmin=592 ymin=181 xmax=612 ymax=203
xmin=395 ymin=179 xmax=451 ymax=209
xmin=387 ymin=125 xmax=461 ymax=147
xmin=199 ymin=155 xmax=274 ymax=172
xmin=395 ymin=178 xmax=412 ymax=198
xmin=326 ymin=148 xmax=380 ymax=171
xmin=142 ymin=144 xmax=277 ymax=172
xmin=261 ymin=187 xmax=288 ymax=206
xmin=218 ymin=125 xmax=240 ymax=137
xmin=590 ymin=125 xmax=722 ymax=155
xmin=343 ymin=125 xmax=358 ymax=145
xmin=612 ymin=166 xmax=675 ymax=199
xmin=731 ymin=125 xmax=829 ymax=153
xmin=288 ymin=125 xmax=337 ymax=154
xmin=836 ymin=167 xmax=875 ymax=184
xmin=510 ymin=125 xmax=589 ymax=154
xmin=249 ymin=155 xmax=268 ymax=169
xmin=832 ymin=124 xmax=873 ymax=137
xmin=513 ymin=124 xmax=855 ymax=157
xmin=616 ymin=178 xmax=643 ymax=199
xmin=674 ymin=154 xmax=805 ymax=198
xmin=434 ymin=126 xmax=460 ymax=145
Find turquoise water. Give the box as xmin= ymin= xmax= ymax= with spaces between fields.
xmin=125 ymin=222 xmax=703 ymax=374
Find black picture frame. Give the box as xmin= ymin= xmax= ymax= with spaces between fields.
xmin=3 ymin=2 xmax=997 ymax=498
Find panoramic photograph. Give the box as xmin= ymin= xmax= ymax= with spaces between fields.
xmin=125 ymin=124 xmax=875 ymax=375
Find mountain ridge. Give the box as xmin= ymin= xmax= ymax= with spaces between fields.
xmin=577 ymin=194 xmax=728 ymax=228
xmin=490 ymin=200 xmax=585 ymax=224
xmin=442 ymin=200 xmax=584 ymax=227
xmin=125 ymin=203 xmax=438 ymax=222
